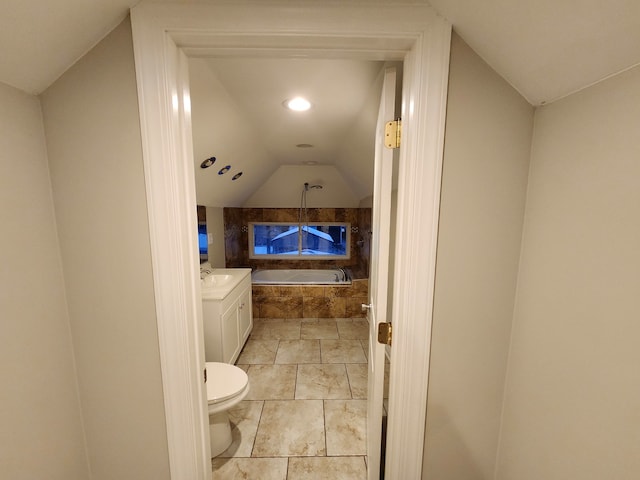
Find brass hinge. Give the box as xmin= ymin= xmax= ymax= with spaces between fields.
xmin=377 ymin=322 xmax=392 ymax=346
xmin=384 ymin=119 xmax=401 ymax=149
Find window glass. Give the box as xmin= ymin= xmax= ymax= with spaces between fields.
xmin=250 ymin=222 xmax=350 ymax=259
xmin=198 ymin=223 xmax=208 ymax=262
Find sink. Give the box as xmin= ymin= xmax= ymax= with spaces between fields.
xmin=200 ymin=268 xmax=252 ymax=300
xmin=201 ymin=274 xmax=233 ymax=288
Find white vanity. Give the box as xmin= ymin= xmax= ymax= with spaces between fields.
xmin=201 ymin=268 xmax=253 ymax=364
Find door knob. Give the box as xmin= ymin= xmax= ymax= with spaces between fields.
xmin=361 ymin=303 xmax=373 ymax=311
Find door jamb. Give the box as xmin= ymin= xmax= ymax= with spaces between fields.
xmin=130 ymin=3 xmax=451 ymax=478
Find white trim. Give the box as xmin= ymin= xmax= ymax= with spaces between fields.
xmin=130 ymin=3 xmax=451 ymax=478
xmin=386 ymin=21 xmax=452 ymax=478
xmin=130 ymin=10 xmax=210 ymax=479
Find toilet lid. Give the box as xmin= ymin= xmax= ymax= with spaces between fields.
xmin=205 ymin=362 xmax=249 ymax=404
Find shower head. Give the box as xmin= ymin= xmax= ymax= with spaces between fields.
xmin=304 ymin=182 xmax=323 ymax=191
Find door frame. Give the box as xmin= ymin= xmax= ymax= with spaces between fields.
xmin=130 ymin=2 xmax=451 ymax=478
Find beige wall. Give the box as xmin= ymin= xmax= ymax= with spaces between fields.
xmin=0 ymin=82 xmax=89 ymax=480
xmin=243 ymin=164 xmax=360 ymax=207
xmin=495 ymin=64 xmax=640 ymax=480
xmin=423 ymin=33 xmax=533 ymax=479
xmin=40 ymin=19 xmax=170 ymax=479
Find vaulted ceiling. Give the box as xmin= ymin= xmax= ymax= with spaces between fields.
xmin=427 ymin=0 xmax=640 ymax=105
xmin=3 ymin=0 xmax=638 ymax=103
xmin=0 ymin=0 xmax=139 ymax=95
xmin=189 ymin=57 xmax=386 ymax=206
xmin=2 ymin=0 xmax=639 ymax=204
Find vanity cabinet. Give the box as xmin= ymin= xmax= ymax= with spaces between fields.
xmin=237 ymin=286 xmax=252 ymax=347
xmin=202 ymin=271 xmax=253 ymax=364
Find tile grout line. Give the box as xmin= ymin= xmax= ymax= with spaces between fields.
xmin=322 ymin=398 xmax=328 ymax=458
xmin=249 ymin=400 xmax=266 ymax=459
xmin=345 ymin=362 xmax=354 ymax=399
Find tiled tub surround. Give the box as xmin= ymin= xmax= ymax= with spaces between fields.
xmin=224 ymin=207 xmax=372 ymax=279
xmin=212 ymin=317 xmax=369 ymax=480
xmin=252 ymin=279 xmax=369 ymax=319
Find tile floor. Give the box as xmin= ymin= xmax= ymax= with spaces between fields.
xmin=212 ymin=317 xmax=370 ymax=480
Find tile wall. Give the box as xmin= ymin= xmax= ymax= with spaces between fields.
xmin=224 ymin=207 xmax=371 ymax=319
xmin=224 ymin=208 xmax=372 ymax=279
xmin=252 ymin=279 xmax=369 ymax=319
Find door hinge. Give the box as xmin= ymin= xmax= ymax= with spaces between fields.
xmin=377 ymin=322 xmax=392 ymax=346
xmin=204 ymin=367 xmax=207 ymax=383
xmin=384 ymin=119 xmax=401 ymax=149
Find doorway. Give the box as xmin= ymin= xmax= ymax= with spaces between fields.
xmin=130 ymin=2 xmax=451 ymax=478
xmin=190 ymin=57 xmax=386 ymax=477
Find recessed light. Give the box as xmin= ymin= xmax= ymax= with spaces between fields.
xmin=200 ymin=156 xmax=216 ymax=168
xmin=284 ymin=97 xmax=312 ymax=112
xmin=296 ymin=143 xmax=314 ymax=148
xmin=232 ymin=172 xmax=243 ymax=181
xmin=218 ymin=165 xmax=231 ymax=175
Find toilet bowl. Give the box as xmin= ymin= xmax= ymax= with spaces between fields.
xmin=206 ymin=362 xmax=250 ymax=457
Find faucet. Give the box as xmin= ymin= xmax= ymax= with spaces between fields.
xmin=337 ymin=267 xmax=348 ymax=281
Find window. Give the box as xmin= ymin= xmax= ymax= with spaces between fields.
xmin=198 ymin=223 xmax=208 ymax=261
xmin=249 ymin=222 xmax=350 ymax=259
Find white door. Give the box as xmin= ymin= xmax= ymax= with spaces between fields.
xmin=367 ymin=66 xmax=397 ymax=480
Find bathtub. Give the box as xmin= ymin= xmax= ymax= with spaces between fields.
xmin=251 ymin=268 xmax=351 ymax=285
xmin=252 ymin=269 xmax=367 ymax=318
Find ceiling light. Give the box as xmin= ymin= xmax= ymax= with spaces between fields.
xmin=284 ymin=97 xmax=312 ymax=112
xmin=296 ymin=143 xmax=314 ymax=148
xmin=200 ymin=156 xmax=216 ymax=169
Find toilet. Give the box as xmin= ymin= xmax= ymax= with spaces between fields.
xmin=206 ymin=362 xmax=250 ymax=457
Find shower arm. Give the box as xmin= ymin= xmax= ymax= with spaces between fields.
xmin=298 ymin=182 xmax=323 ymax=231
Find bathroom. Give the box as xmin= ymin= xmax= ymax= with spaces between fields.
xmin=191 ymin=56 xmax=395 ymax=477
xmin=190 ymin=56 xmax=391 ymax=320
xmin=192 ymin=56 xmax=384 ymax=311
xmin=8 ymin=3 xmax=640 ymax=480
